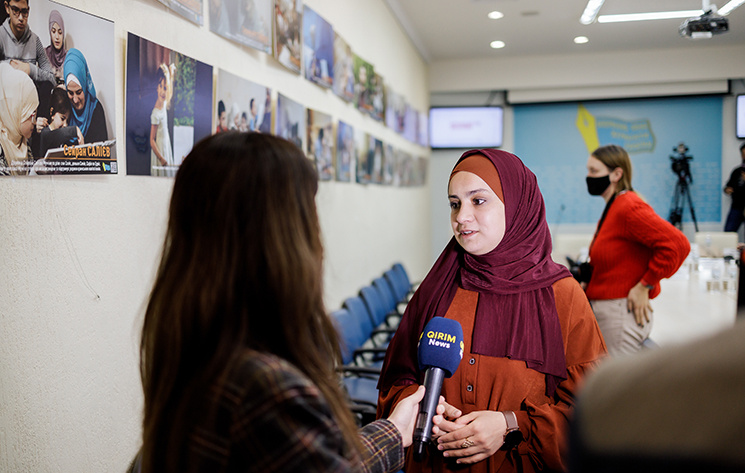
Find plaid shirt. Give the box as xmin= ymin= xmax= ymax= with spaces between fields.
xmin=185 ymin=349 xmax=404 ymax=473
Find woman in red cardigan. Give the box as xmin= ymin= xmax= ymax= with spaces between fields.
xmin=584 ymin=144 xmax=690 ymax=356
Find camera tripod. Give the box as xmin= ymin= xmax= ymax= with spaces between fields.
xmin=668 ymin=173 xmax=699 ymax=232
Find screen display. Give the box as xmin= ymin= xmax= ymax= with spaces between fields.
xmin=429 ymin=107 xmax=504 ymax=149
xmin=737 ymin=95 xmax=745 ymax=139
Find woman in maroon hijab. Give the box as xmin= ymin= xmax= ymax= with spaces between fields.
xmin=377 ymin=149 xmax=606 ymax=473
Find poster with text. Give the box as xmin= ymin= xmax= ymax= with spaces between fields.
xmin=125 ymin=33 xmax=213 ymax=176
xmin=302 ymin=6 xmax=333 ymax=88
xmin=157 ymin=0 xmax=204 ymax=25
xmin=275 ymin=93 xmax=304 ymax=150
xmin=0 ymin=0 xmax=116 ymax=175
xmin=307 ymin=108 xmax=333 ymax=180
xmin=273 ymin=0 xmax=302 ymax=73
xmin=215 ymin=69 xmax=271 ymax=134
xmin=209 ymin=0 xmax=272 ymax=54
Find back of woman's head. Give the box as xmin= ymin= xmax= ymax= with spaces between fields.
xmin=140 ymin=132 xmax=355 ymax=471
xmin=592 ymin=144 xmax=633 ymax=193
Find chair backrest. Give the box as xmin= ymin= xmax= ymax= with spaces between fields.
xmin=392 ymin=262 xmax=412 ymax=289
xmin=329 ymin=308 xmax=365 ymax=365
xmin=372 ymin=276 xmax=396 ymax=313
xmin=360 ymin=284 xmax=387 ymax=328
xmin=343 ymin=296 xmax=374 ymax=339
xmin=384 ymin=268 xmax=407 ymax=303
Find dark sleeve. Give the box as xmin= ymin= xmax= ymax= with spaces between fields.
xmin=83 ymin=102 xmax=109 ymax=144
xmin=230 ymin=361 xmax=402 ymax=473
xmin=31 ymin=35 xmax=56 ymax=86
xmin=725 ymin=167 xmax=741 ymax=189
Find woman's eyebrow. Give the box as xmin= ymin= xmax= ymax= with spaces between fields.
xmin=449 ymin=188 xmax=490 ymax=199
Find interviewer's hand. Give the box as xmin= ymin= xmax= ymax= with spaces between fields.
xmin=387 ymin=385 xmax=426 ymax=448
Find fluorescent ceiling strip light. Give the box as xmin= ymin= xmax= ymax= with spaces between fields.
xmin=598 ymin=10 xmax=702 ymax=23
xmin=580 ymin=0 xmax=606 ymax=24
xmin=720 ymin=0 xmax=745 ymax=15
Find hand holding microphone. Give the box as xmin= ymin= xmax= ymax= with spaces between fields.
xmin=411 ymin=317 xmax=464 ymax=461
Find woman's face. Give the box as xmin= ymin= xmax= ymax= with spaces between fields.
xmin=66 ymin=80 xmax=85 ymax=111
xmin=586 ymin=155 xmax=617 ymax=199
xmin=449 ymin=171 xmax=506 ymax=255
xmin=50 ymin=22 xmax=63 ymax=50
xmin=20 ymin=110 xmax=36 ymax=140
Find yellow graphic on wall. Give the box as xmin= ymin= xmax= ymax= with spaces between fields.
xmin=575 ymin=104 xmax=655 ymax=154
xmin=576 ymin=104 xmax=599 ymax=154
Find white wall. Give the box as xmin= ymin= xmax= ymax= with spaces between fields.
xmin=0 ymin=0 xmax=430 ymax=471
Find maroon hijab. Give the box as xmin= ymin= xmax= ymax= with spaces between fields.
xmin=378 ymin=149 xmax=570 ymax=397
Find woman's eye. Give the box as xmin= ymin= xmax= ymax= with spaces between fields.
xmin=473 ymin=198 xmax=485 ymax=206
xmin=449 ymin=201 xmax=459 ymax=210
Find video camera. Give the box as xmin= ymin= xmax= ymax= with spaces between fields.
xmin=670 ymin=142 xmax=693 ymax=182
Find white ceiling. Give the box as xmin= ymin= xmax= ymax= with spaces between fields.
xmin=385 ymin=0 xmax=745 ymax=62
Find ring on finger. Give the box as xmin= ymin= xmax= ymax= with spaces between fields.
xmin=461 ymin=437 xmax=475 ymax=449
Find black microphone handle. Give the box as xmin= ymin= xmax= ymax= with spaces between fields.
xmin=412 ymin=367 xmax=446 ymax=462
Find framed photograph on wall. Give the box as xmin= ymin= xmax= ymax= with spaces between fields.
xmin=125 ymin=33 xmax=214 ymax=176
xmin=208 ymin=0 xmax=272 ymax=54
xmin=273 ymin=0 xmax=302 ymax=73
xmin=307 ymin=108 xmax=334 ymax=180
xmin=336 ymin=120 xmax=354 ymax=182
xmin=332 ymin=33 xmax=355 ymax=102
xmin=215 ymin=69 xmax=271 ymax=135
xmin=1 ymin=0 xmax=117 ymax=176
xmin=276 ymin=93 xmax=305 ymax=149
xmin=157 ymin=0 xmax=204 ymax=25
xmin=302 ymin=6 xmax=334 ymax=88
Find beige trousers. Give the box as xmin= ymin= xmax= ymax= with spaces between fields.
xmin=589 ymin=298 xmax=653 ymax=356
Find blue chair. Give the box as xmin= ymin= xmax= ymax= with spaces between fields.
xmin=392 ymin=262 xmax=416 ymax=295
xmin=343 ymin=296 xmax=391 ymax=355
xmin=372 ymin=276 xmax=403 ymax=326
xmin=384 ymin=268 xmax=409 ymax=304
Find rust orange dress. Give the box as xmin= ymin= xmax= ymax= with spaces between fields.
xmin=378 ymin=278 xmax=606 ymax=473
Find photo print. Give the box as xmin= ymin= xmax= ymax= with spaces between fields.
xmin=335 ymin=120 xmax=354 ymax=182
xmin=332 ymin=33 xmax=354 ymax=102
xmin=0 ymin=0 xmax=116 ymax=175
xmin=353 ymin=55 xmax=374 ymax=115
xmin=382 ymin=143 xmax=395 ymax=186
xmin=385 ymin=87 xmax=405 ymax=134
xmin=302 ymin=6 xmax=333 ymax=88
xmin=275 ymin=93 xmax=304 ymax=150
xmin=370 ymin=72 xmax=385 ymax=122
xmin=273 ymin=0 xmax=302 ymax=73
xmin=417 ymin=110 xmax=428 ymax=147
xmin=306 ymin=108 xmax=333 ymax=180
xmin=156 ymin=0 xmax=204 ymax=25
xmin=403 ymin=104 xmax=418 ymax=143
xmin=125 ymin=33 xmax=213 ymax=176
xmin=356 ymin=134 xmax=382 ymax=184
xmin=208 ymin=0 xmax=272 ymax=54
xmin=215 ymin=69 xmax=271 ymax=135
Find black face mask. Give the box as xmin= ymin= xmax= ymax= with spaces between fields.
xmin=586 ymin=175 xmax=611 ymax=196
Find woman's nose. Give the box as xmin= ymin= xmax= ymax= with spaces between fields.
xmin=455 ymin=206 xmax=472 ymax=223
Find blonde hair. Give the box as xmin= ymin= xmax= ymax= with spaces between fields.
xmin=591 ymin=144 xmax=633 ymax=193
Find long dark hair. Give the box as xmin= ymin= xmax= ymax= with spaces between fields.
xmin=140 ymin=132 xmax=359 ymax=471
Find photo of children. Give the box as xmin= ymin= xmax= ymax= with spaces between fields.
xmin=0 ymin=0 xmax=117 ymax=175
xmin=157 ymin=0 xmax=203 ymax=25
xmin=335 ymin=120 xmax=354 ymax=182
xmin=215 ymin=69 xmax=271 ymax=135
xmin=307 ymin=108 xmax=333 ymax=181
xmin=126 ymin=33 xmax=213 ymax=176
xmin=208 ymin=0 xmax=272 ymax=54
xmin=302 ymin=6 xmax=333 ymax=89
xmin=332 ymin=33 xmax=354 ymax=102
xmin=273 ymin=0 xmax=302 ymax=73
xmin=353 ymin=55 xmax=373 ymax=115
xmin=275 ymin=93 xmax=304 ymax=150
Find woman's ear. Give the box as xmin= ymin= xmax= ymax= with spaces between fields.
xmin=610 ymin=167 xmax=623 ymax=183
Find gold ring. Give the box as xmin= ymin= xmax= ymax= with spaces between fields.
xmin=461 ymin=438 xmax=474 ymax=449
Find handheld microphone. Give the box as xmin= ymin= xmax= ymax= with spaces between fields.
xmin=412 ymin=317 xmax=464 ymax=461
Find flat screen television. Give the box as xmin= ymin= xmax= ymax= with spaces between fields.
xmin=429 ymin=106 xmax=504 ymax=149
xmin=737 ymin=94 xmax=745 ymax=139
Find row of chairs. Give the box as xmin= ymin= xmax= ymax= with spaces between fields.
xmin=330 ymin=262 xmax=416 ymax=425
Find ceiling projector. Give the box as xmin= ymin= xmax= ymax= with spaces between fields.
xmin=680 ymin=10 xmax=729 ymax=39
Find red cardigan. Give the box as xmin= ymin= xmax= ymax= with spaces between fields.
xmin=585 ymin=191 xmax=690 ymax=300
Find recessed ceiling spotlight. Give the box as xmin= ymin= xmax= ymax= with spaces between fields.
xmin=490 ymin=40 xmax=506 ymax=49
xmin=488 ymin=10 xmax=504 ymax=20
xmin=574 ymin=36 xmax=589 ymax=44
